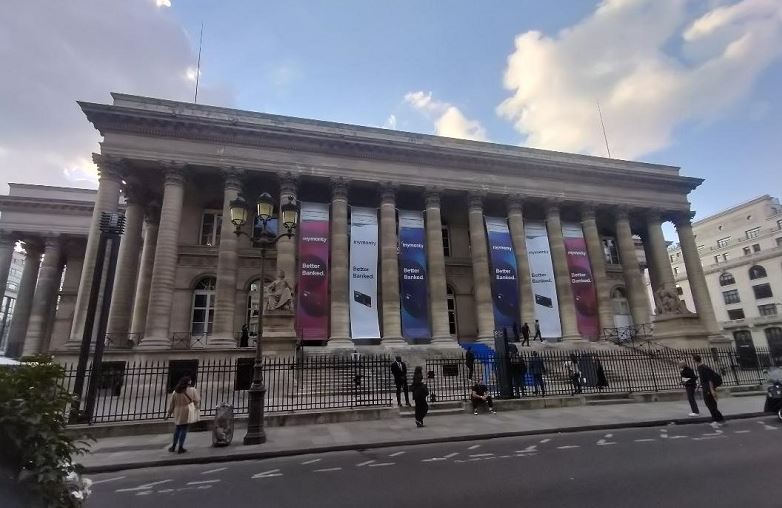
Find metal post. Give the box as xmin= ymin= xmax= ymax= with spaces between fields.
xmin=244 ymin=246 xmax=267 ymax=445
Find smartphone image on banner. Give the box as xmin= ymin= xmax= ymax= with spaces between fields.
xmin=535 ymin=294 xmax=553 ymax=308
xmin=354 ymin=291 xmax=372 ymax=308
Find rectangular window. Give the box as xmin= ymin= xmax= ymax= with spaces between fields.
xmin=722 ymin=253 xmax=729 ymax=262
xmin=722 ymin=289 xmax=740 ymax=305
xmin=200 ymin=211 xmax=222 ymax=247
xmin=743 ymin=247 xmax=751 ymax=256
xmin=745 ymin=227 xmax=760 ymax=239
xmin=753 ymin=243 xmax=761 ymax=253
xmin=758 ymin=304 xmax=778 ymax=317
xmin=697 ymin=244 xmax=704 ymax=252
xmin=676 ymin=286 xmax=683 ymax=296
xmin=717 ymin=237 xmax=730 ymax=248
xmin=713 ymin=255 xmax=719 ymax=264
xmin=602 ymin=237 xmax=620 ymax=265
xmin=727 ymin=309 xmax=745 ymax=320
xmin=669 ymin=254 xmax=675 ymax=263
xmin=673 ymin=266 xmax=679 ymax=276
xmin=441 ymin=225 xmax=451 ymax=257
xmin=753 ymin=283 xmax=773 ymax=300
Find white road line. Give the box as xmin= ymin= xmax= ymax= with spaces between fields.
xmin=444 ymin=452 xmax=459 ymax=458
xmin=517 ymin=445 xmax=537 ymax=453
xmin=422 ymin=457 xmax=447 ymax=462
xmin=596 ymin=439 xmax=616 ymax=446
xmin=389 ymin=451 xmax=406 ymax=457
xmin=468 ymin=444 xmax=481 ymax=450
xmin=201 ymin=467 xmax=227 ymax=475
xmin=469 ymin=453 xmax=495 ymax=458
xmin=540 ymin=438 xmax=551 ymax=443
xmin=301 ymin=458 xmax=321 ymax=465
xmin=693 ymin=435 xmax=726 ymax=441
xmin=634 ymin=439 xmax=656 ymax=442
xmin=197 ymin=485 xmax=213 ymax=490
xmin=116 ymin=479 xmax=173 ymax=493
xmin=734 ymin=430 xmax=751 ymax=434
xmin=499 ymin=455 xmax=511 ymax=459
xmin=252 ymin=469 xmax=283 ymax=479
xmin=356 ymin=460 xmax=376 ymax=467
xmin=604 ymin=434 xmax=613 ymax=438
xmin=668 ymin=436 xmax=688 ymax=439
xmin=314 ymin=467 xmax=342 ymax=473
xmin=368 ymin=462 xmax=395 ymax=467
xmin=90 ymin=476 xmax=126 ymax=485
xmin=186 ymin=480 xmax=220 ymax=486
xmin=136 ymin=491 xmax=152 ymax=496
xmin=702 ymin=430 xmax=724 ymax=437
xmin=158 ymin=489 xmax=174 ymax=493
xmin=557 ymin=445 xmax=580 ymax=449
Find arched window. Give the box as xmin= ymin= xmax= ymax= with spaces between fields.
xmin=446 ymin=286 xmax=457 ymax=336
xmin=719 ymin=272 xmax=735 ymax=286
xmin=190 ymin=276 xmax=216 ymax=336
xmin=749 ymin=265 xmax=767 ymax=280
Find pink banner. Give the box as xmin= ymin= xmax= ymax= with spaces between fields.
xmin=295 ymin=203 xmax=330 ymax=341
xmin=563 ymin=223 xmax=599 ymax=340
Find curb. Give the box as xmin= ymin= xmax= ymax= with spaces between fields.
xmin=79 ymin=411 xmax=770 ymax=474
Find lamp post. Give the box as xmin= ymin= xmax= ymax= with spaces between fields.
xmin=230 ymin=192 xmax=298 ymax=445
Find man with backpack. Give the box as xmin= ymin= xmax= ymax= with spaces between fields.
xmin=693 ymin=354 xmax=725 ymax=425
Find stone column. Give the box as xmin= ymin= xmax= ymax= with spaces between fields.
xmin=23 ymin=237 xmax=63 ymax=356
xmin=328 ymin=178 xmax=351 ymax=347
xmin=142 ymin=165 xmax=186 ymax=348
xmin=545 ymin=201 xmax=580 ymax=340
xmin=379 ymin=183 xmax=403 ymax=344
xmin=0 ymin=233 xmax=16 ymax=298
xmin=646 ymin=213 xmax=676 ymax=291
xmin=68 ymin=156 xmax=123 ymax=346
xmin=5 ymin=242 xmax=42 ymax=358
xmin=581 ymin=206 xmax=615 ymax=336
xmin=675 ymin=213 xmax=721 ymax=335
xmin=276 ymin=173 xmax=298 ymax=284
xmin=129 ymin=209 xmax=159 ymax=338
xmin=106 ymin=185 xmax=144 ymax=337
xmin=425 ymin=190 xmax=452 ymax=343
xmin=210 ymin=169 xmax=243 ymax=347
xmin=48 ymin=241 xmax=84 ymax=351
xmin=615 ymin=208 xmax=650 ymax=327
xmin=506 ymin=197 xmax=535 ymax=327
xmin=467 ymin=193 xmax=495 ymax=343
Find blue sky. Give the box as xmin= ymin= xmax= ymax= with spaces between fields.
xmin=2 ymin=0 xmax=780 ymax=239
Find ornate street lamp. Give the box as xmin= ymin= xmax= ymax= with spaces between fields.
xmin=230 ymin=193 xmax=298 ymax=445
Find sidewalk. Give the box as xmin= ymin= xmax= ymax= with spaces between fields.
xmin=77 ymin=394 xmax=769 ymax=473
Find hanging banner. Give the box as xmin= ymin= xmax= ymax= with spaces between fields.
xmin=485 ymin=216 xmax=520 ymax=334
xmin=525 ymin=222 xmax=562 ymax=340
xmin=295 ymin=202 xmax=330 ymax=341
xmin=563 ymin=223 xmax=599 ymax=339
xmin=398 ymin=211 xmax=430 ymax=340
xmin=349 ymin=207 xmax=381 ymax=339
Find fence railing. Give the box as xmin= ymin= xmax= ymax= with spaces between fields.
xmin=61 ymin=347 xmax=776 ymax=424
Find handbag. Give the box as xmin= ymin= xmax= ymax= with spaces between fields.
xmin=184 ymin=393 xmax=200 ymax=424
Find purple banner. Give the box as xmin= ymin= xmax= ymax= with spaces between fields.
xmin=295 ymin=202 xmax=330 ymax=341
xmin=563 ymin=223 xmax=599 ymax=340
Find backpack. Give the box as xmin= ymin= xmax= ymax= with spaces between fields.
xmin=711 ymin=370 xmax=723 ymax=388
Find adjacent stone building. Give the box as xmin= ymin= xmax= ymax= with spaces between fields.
xmin=0 ymin=93 xmax=725 ymax=362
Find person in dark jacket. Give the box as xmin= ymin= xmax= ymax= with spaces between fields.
xmin=694 ymin=354 xmax=724 ymax=424
xmin=411 ymin=366 xmax=429 ymax=427
xmin=520 ymin=322 xmax=531 ymax=347
xmin=595 ymin=358 xmax=609 ymax=392
xmin=529 ymin=351 xmax=546 ymax=396
xmin=679 ymin=360 xmax=700 ymax=416
xmin=533 ymin=320 xmax=543 ymax=342
xmin=509 ymin=347 xmax=527 ymax=397
xmin=239 ymin=324 xmax=250 ymax=348
xmin=390 ymin=356 xmax=411 ymax=407
xmin=465 ymin=348 xmax=475 ymax=380
xmin=565 ymin=353 xmax=582 ymax=395
xmin=471 ymin=381 xmax=496 ymax=415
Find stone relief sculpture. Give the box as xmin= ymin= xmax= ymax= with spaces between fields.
xmin=655 ymin=287 xmax=690 ymax=315
xmin=264 ymin=270 xmax=294 ymax=312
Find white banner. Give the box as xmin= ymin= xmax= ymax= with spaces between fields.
xmin=349 ymin=207 xmax=381 ymax=339
xmin=525 ymin=222 xmax=562 ymax=340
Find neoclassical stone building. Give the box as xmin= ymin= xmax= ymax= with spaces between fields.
xmin=0 ymin=93 xmax=726 ymax=361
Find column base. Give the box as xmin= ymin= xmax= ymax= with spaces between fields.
xmin=380 ymin=336 xmax=406 ymax=347
xmin=137 ymin=337 xmax=172 ymax=350
xmin=561 ymin=333 xmax=584 ymax=342
xmin=325 ymin=337 xmax=354 ymax=350
xmin=430 ymin=334 xmax=458 ymax=347
xmin=206 ymin=334 xmax=237 ymax=349
xmin=652 ymin=313 xmax=712 ymax=348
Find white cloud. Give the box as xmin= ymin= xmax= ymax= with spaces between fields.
xmin=156 ymin=0 xmax=172 ymax=7
xmin=404 ymin=91 xmax=487 ymax=141
xmin=383 ymin=114 xmax=397 ymax=130
xmin=497 ymin=0 xmax=782 ymax=159
xmin=0 ymin=0 xmax=234 ymax=191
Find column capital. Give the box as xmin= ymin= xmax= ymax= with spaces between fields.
xmin=279 ymin=172 xmax=298 ymax=196
xmin=144 ymin=204 xmax=161 ymax=225
xmin=425 ymin=188 xmax=441 ymax=208
xmin=581 ymin=205 xmax=597 ymax=222
xmin=331 ymin=177 xmax=348 ymax=200
xmin=22 ymin=240 xmax=43 ymax=258
xmin=92 ymin=153 xmax=126 ymax=182
xmin=613 ymin=205 xmax=633 ymax=222
xmin=160 ymin=161 xmax=188 ymax=186
xmin=63 ymin=239 xmax=85 ymax=258
xmin=379 ymin=182 xmax=397 ymax=204
xmin=0 ymin=231 xmax=16 ymax=248
xmin=467 ymin=191 xmax=484 ymax=211
xmin=43 ymin=236 xmax=61 ymax=250
xmin=543 ymin=197 xmax=564 ymax=216
xmin=123 ymin=180 xmax=146 ymax=205
xmin=673 ymin=210 xmax=696 ymax=230
xmin=506 ymin=194 xmax=524 ymax=214
xmin=221 ymin=167 xmax=244 ymax=192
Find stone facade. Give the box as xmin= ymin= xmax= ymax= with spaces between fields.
xmin=0 ymin=93 xmax=724 ymax=361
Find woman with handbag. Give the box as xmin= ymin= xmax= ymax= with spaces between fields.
xmin=167 ymin=376 xmax=201 ymax=453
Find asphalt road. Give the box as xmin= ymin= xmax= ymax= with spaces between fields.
xmin=87 ymin=416 xmax=781 ymax=508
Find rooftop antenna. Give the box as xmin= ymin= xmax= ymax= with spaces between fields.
xmin=596 ymin=100 xmax=612 ymax=159
xmin=194 ymin=22 xmax=204 ymax=104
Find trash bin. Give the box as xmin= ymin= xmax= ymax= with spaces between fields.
xmin=212 ymin=403 xmax=234 ymax=447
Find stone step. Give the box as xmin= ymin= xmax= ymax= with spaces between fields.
xmin=730 ymin=390 xmax=766 ymax=397
xmin=399 ymin=407 xmax=465 ymax=418
xmin=586 ymin=398 xmax=637 ymax=406
xmin=398 ymin=401 xmax=463 ymax=412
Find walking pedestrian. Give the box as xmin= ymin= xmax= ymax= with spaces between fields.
xmin=166 ymin=376 xmax=200 ymax=454
xmin=470 ymin=381 xmax=496 ymax=415
xmin=679 ymin=360 xmax=700 ymax=417
xmin=693 ymin=354 xmax=724 ymax=425
xmin=533 ymin=320 xmax=543 ymax=342
xmin=391 ymin=356 xmax=411 ymax=407
xmin=521 ymin=322 xmax=531 ymax=347
xmin=595 ymin=358 xmax=609 ymax=392
xmin=465 ymin=348 xmax=475 ymax=380
xmin=509 ymin=345 xmax=527 ymax=397
xmin=529 ymin=351 xmax=546 ymax=397
xmin=411 ymin=366 xmax=429 ymax=427
xmin=565 ymin=353 xmax=583 ymax=395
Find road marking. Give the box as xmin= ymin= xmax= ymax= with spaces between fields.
xmin=557 ymin=445 xmax=580 ymax=449
xmin=517 ymin=445 xmax=537 ymax=453
xmin=540 ymin=438 xmax=551 ymax=443
xmin=252 ymin=469 xmax=283 ymax=479
xmin=634 ymin=439 xmax=656 ymax=442
xmin=604 ymin=434 xmax=613 ymax=438
xmin=158 ymin=489 xmax=174 ymax=493
xmin=91 ymin=476 xmax=126 ymax=485
xmin=422 ymin=457 xmax=447 ymax=462
xmin=356 ymin=460 xmax=376 ymax=467
xmin=201 ymin=467 xmax=227 ymax=475
xmin=469 ymin=453 xmax=495 ymax=458
xmin=596 ymin=439 xmax=615 ymax=446
xmin=314 ymin=467 xmax=342 ymax=473
xmin=734 ymin=430 xmax=751 ymax=434
xmin=468 ymin=444 xmax=481 ymax=450
xmin=693 ymin=436 xmax=726 ymax=441
xmin=389 ymin=451 xmax=406 ymax=457
xmin=499 ymin=455 xmax=511 ymax=459
xmin=444 ymin=452 xmax=459 ymax=458
xmin=702 ymin=430 xmax=724 ymax=437
xmin=301 ymin=458 xmax=321 ymax=465
xmin=368 ymin=462 xmax=395 ymax=467
xmin=116 ymin=480 xmax=173 ymax=492
xmin=197 ymin=485 xmax=213 ymax=490
xmin=136 ymin=491 xmax=152 ymax=496
xmin=186 ymin=480 xmax=220 ymax=486
xmin=668 ymin=435 xmax=688 ymax=439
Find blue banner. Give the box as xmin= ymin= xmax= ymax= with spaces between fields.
xmin=485 ymin=216 xmax=520 ymax=333
xmin=398 ymin=211 xmax=430 ymax=340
